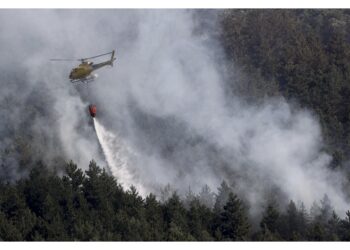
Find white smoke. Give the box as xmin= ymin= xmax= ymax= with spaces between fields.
xmin=93 ymin=10 xmax=350 ymax=215
xmin=0 ymin=10 xmax=349 ymax=216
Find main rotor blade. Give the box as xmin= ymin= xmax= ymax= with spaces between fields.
xmin=81 ymin=51 xmax=113 ymax=61
xmin=51 ymin=50 xmax=113 ymax=62
xmin=50 ymin=59 xmax=79 ymax=61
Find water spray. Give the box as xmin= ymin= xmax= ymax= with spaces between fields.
xmin=93 ymin=118 xmax=145 ymax=195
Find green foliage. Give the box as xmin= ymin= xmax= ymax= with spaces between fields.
xmin=214 ymin=181 xmax=232 ymax=212
xmin=216 ymin=192 xmax=250 ymax=240
xmin=260 ymin=202 xmax=281 ymax=237
xmin=339 ymin=210 xmax=350 ymax=240
xmin=187 ymin=198 xmax=214 ymax=240
xmin=1 ymin=161 xmax=350 ymax=241
xmin=163 ymin=192 xmax=192 ymax=240
xmin=3 ymin=10 xmax=350 ymax=241
xmin=220 ymin=9 xmax=350 ymax=162
xmin=144 ymin=193 xmax=165 ymax=240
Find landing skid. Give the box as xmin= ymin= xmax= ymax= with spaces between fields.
xmin=71 ymin=79 xmax=94 ymax=85
xmin=70 ymin=74 xmax=97 ymax=85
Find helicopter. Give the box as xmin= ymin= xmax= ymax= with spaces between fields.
xmin=51 ymin=50 xmax=116 ymax=118
xmin=51 ymin=50 xmax=116 ymax=84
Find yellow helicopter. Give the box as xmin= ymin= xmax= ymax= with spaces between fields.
xmin=51 ymin=50 xmax=116 ymax=84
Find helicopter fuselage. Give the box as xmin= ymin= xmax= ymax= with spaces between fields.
xmin=69 ymin=62 xmax=94 ymax=81
xmin=69 ymin=56 xmax=115 ymax=83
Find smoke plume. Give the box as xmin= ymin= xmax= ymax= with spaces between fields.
xmin=0 ymin=9 xmax=349 ymax=216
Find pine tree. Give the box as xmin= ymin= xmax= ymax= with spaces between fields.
xmin=325 ymin=211 xmax=340 ymax=240
xmin=339 ymin=210 xmax=350 ymax=240
xmin=259 ymin=202 xmax=281 ymax=240
xmin=23 ymin=163 xmax=50 ymax=217
xmin=42 ymin=194 xmax=67 ymax=240
xmin=0 ymin=211 xmax=23 ymax=240
xmin=217 ymin=192 xmax=250 ymax=241
xmin=320 ymin=195 xmax=333 ymax=222
xmin=296 ymin=202 xmax=309 ymax=240
xmin=284 ymin=200 xmax=301 ymax=240
xmin=63 ymin=161 xmax=84 ymax=191
xmin=144 ymin=193 xmax=164 ymax=240
xmin=214 ymin=181 xmax=232 ymax=212
xmin=187 ymin=198 xmax=214 ymax=240
xmin=198 ymin=184 xmax=215 ymax=209
xmin=164 ymin=192 xmax=191 ymax=240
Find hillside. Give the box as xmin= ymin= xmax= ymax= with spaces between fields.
xmin=1 ymin=9 xmax=350 ymax=241
xmin=220 ymin=9 xmax=350 ymax=168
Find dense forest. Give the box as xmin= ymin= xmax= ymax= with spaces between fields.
xmin=220 ymin=9 xmax=350 ymax=168
xmin=1 ymin=161 xmax=350 ymax=241
xmin=2 ymin=9 xmax=350 ymax=241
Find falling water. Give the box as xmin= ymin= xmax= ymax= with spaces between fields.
xmin=93 ymin=118 xmax=145 ymax=195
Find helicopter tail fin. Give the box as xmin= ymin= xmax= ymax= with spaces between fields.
xmin=110 ymin=50 xmax=116 ymax=66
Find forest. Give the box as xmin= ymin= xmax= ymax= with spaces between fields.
xmin=2 ymin=9 xmax=350 ymax=241
xmin=1 ymin=161 xmax=350 ymax=241
xmin=221 ymin=9 xmax=350 ymax=168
